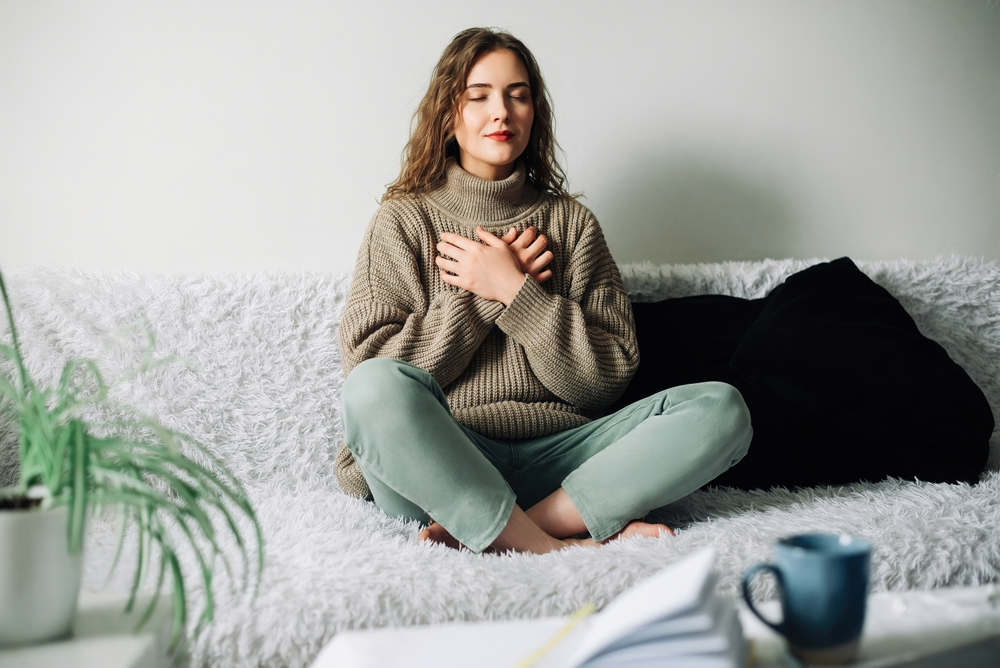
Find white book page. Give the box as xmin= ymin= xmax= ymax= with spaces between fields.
xmin=585 ymin=605 xmax=741 ymax=664
xmin=604 ymin=577 xmax=722 ymax=649
xmin=582 ymin=653 xmax=735 ymax=668
xmin=539 ymin=547 xmax=717 ymax=668
xmin=580 ymin=605 xmax=744 ymax=668
xmin=312 ymin=617 xmax=568 ymax=668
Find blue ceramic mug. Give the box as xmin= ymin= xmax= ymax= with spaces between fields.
xmin=742 ymin=533 xmax=872 ymax=665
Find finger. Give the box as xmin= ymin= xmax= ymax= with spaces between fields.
xmin=528 ymin=250 xmax=553 ymax=271
xmin=434 ymin=255 xmax=461 ymax=274
xmin=437 ymin=239 xmax=474 ymax=259
xmin=511 ymin=226 xmax=537 ymax=250
xmin=439 ymin=269 xmax=462 ymax=287
xmin=500 ymin=227 xmax=517 ymax=244
xmin=533 ymin=268 xmax=553 ymax=284
xmin=439 ymin=233 xmax=478 ymax=252
xmin=525 ymin=233 xmax=548 ymax=256
xmin=528 ymin=261 xmax=552 ymax=278
xmin=525 ymin=252 xmax=552 ymax=276
xmin=436 ymin=246 xmax=463 ymax=264
xmin=476 ymin=226 xmax=507 ymax=249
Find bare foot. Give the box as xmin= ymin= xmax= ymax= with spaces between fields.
xmin=562 ymin=536 xmax=598 ymax=548
xmin=557 ymin=521 xmax=673 ymax=549
xmin=602 ymin=520 xmax=675 ymax=544
xmin=418 ymin=513 xmax=672 ymax=555
xmin=419 ymin=520 xmax=567 ymax=554
xmin=418 ymin=522 xmax=465 ymax=550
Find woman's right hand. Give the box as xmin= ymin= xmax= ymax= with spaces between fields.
xmin=436 ymin=228 xmax=526 ymax=306
xmin=501 ymin=226 xmax=553 ymax=283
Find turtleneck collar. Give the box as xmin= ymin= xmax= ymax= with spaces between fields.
xmin=425 ymin=159 xmax=545 ymax=227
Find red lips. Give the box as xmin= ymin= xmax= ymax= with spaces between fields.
xmin=486 ymin=131 xmax=513 ymax=140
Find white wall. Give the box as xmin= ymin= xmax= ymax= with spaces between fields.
xmin=1 ymin=0 xmax=998 ymax=272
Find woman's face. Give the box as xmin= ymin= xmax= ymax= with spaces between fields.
xmin=453 ymin=49 xmax=534 ymax=181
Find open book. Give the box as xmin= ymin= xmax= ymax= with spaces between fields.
xmin=311 ymin=547 xmax=744 ymax=668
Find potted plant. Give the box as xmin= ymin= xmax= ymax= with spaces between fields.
xmin=0 ymin=269 xmax=263 ymax=652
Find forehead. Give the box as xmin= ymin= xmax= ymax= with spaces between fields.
xmin=466 ymin=49 xmax=530 ymax=85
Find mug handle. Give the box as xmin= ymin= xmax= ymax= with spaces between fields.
xmin=742 ymin=563 xmax=786 ymax=634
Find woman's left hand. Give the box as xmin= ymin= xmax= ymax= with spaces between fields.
xmin=436 ymin=227 xmax=526 ymax=306
xmin=500 ymin=226 xmax=553 ymax=284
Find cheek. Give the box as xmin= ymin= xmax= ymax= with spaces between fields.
xmin=520 ymin=107 xmax=535 ymax=136
xmin=452 ymin=113 xmax=470 ymax=149
xmin=520 ymin=109 xmax=535 ymax=147
xmin=454 ymin=107 xmax=479 ymax=143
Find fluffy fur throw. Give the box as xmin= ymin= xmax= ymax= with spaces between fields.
xmin=1 ymin=258 xmax=998 ymax=668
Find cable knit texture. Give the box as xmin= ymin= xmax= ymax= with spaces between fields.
xmin=336 ymin=160 xmax=639 ymax=498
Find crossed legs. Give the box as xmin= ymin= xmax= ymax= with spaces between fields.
xmin=343 ymin=358 xmax=751 ymax=554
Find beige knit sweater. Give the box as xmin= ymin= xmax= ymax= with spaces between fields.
xmin=336 ymin=160 xmax=639 ymax=498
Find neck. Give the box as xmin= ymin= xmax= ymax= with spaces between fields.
xmin=457 ymin=150 xmax=516 ymax=181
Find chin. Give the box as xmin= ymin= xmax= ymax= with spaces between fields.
xmin=485 ymin=153 xmax=520 ymax=170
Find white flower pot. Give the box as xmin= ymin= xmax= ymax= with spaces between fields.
xmin=0 ymin=504 xmax=83 ymax=646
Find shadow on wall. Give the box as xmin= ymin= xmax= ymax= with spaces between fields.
xmin=599 ymin=152 xmax=802 ymax=265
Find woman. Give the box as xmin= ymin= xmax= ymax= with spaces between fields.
xmin=337 ymin=28 xmax=752 ymax=554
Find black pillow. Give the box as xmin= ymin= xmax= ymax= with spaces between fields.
xmin=612 ymin=258 xmax=992 ymax=490
xmin=729 ymin=257 xmax=991 ymax=486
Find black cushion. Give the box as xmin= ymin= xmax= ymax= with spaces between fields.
xmin=611 ymin=258 xmax=993 ymax=489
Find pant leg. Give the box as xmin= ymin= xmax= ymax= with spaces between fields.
xmin=341 ymin=358 xmax=516 ymax=553
xmin=518 ymin=382 xmax=752 ymax=542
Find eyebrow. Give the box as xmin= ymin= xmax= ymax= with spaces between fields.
xmin=466 ymin=81 xmax=531 ymax=90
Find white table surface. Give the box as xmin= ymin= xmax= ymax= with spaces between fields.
xmin=742 ymin=583 xmax=1000 ymax=667
xmin=0 ymin=591 xmax=174 ymax=668
xmin=313 ymin=583 xmax=1000 ymax=668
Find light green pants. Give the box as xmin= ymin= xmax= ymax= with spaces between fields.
xmin=342 ymin=358 xmax=752 ymax=553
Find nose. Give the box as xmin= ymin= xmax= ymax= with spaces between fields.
xmin=490 ymin=93 xmax=510 ymax=123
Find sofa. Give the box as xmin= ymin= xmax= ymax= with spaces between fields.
xmin=2 ymin=257 xmax=998 ymax=668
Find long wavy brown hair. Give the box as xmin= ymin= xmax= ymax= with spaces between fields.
xmin=383 ymin=28 xmax=570 ymax=200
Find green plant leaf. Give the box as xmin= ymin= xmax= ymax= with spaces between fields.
xmin=0 ymin=266 xmax=264 ymax=653
xmin=68 ymin=421 xmax=89 ymax=554
xmin=166 ymin=543 xmax=187 ymax=651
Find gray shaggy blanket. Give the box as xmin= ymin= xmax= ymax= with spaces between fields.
xmin=1 ymin=257 xmax=998 ymax=668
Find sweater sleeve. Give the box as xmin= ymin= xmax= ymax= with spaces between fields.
xmin=494 ymin=211 xmax=639 ymax=410
xmin=339 ymin=204 xmax=506 ymax=387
